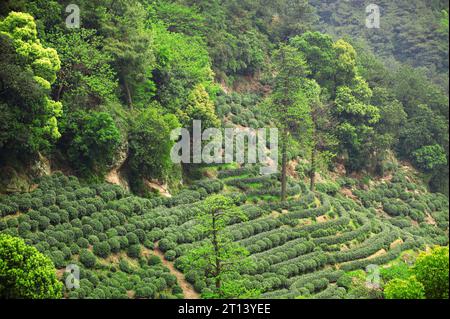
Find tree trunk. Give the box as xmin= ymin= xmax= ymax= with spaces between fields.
xmin=124 ymin=81 xmax=133 ymax=109
xmin=281 ymin=130 xmax=288 ymax=202
xmin=310 ymin=147 xmax=317 ymax=192
xmin=56 ymin=84 xmax=64 ymax=101
xmin=212 ymin=212 xmax=221 ymax=294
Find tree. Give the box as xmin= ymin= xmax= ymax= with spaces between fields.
xmin=305 ymin=80 xmax=337 ymax=191
xmin=99 ymin=0 xmax=155 ymax=108
xmin=332 ymin=39 xmax=358 ymax=90
xmin=128 ymin=107 xmax=180 ymax=182
xmin=412 ymin=246 xmax=449 ymax=299
xmin=45 ymin=28 xmax=118 ymax=108
xmin=292 ymin=32 xmax=382 ymax=172
xmin=58 ymin=110 xmax=121 ymax=175
xmin=334 ymin=76 xmax=381 ymax=172
xmin=152 ymin=23 xmax=214 ymax=112
xmin=0 ymin=234 xmax=63 ymax=299
xmin=0 ymin=11 xmax=62 ymax=155
xmin=384 ymin=276 xmax=426 ymax=299
xmin=412 ymin=144 xmax=447 ymax=172
xmin=179 ymin=83 xmax=220 ymax=129
xmin=270 ymin=44 xmax=310 ymax=201
xmin=290 ymin=32 xmax=336 ymax=95
xmin=182 ymin=195 xmax=256 ymax=298
xmin=370 ymin=87 xmax=407 ymax=173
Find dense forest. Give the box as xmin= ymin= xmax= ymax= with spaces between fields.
xmin=0 ymin=0 xmax=449 ymax=300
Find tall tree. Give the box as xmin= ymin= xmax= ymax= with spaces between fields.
xmin=270 ymin=44 xmax=310 ymax=201
xmin=307 ymin=83 xmax=337 ymax=191
xmin=181 ymin=195 xmax=256 ymax=298
xmin=96 ymin=0 xmax=155 ymax=108
xmin=0 ymin=12 xmax=62 ymax=156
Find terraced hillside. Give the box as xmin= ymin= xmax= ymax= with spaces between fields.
xmin=0 ymin=164 xmax=448 ymax=299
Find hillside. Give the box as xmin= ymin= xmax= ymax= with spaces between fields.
xmin=0 ymin=0 xmax=449 ymax=301
xmin=0 ymin=161 xmax=448 ymax=298
xmin=310 ymin=0 xmax=449 ymax=78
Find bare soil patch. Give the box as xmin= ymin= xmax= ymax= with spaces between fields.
xmin=153 ymin=242 xmax=200 ymax=299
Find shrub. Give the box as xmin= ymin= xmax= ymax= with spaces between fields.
xmin=6 ymin=218 xmax=18 ymax=228
xmin=106 ymin=228 xmax=118 ymax=239
xmin=79 ymin=249 xmax=97 ymax=268
xmin=144 ymin=240 xmax=154 ymax=250
xmin=148 ymin=255 xmax=162 ymax=266
xmin=119 ymin=259 xmax=133 ymax=274
xmin=38 ymin=216 xmax=50 ymax=231
xmin=134 ymin=229 xmax=146 ymax=243
xmin=0 ymin=234 xmax=63 ymax=298
xmin=126 ymin=233 xmax=139 ymax=245
xmin=158 ymin=239 xmax=176 ymax=252
xmin=50 ymin=250 xmax=65 ymax=268
xmin=87 ymin=235 xmax=100 ymax=245
xmin=412 ymin=246 xmax=449 ymax=299
xmin=108 ymin=238 xmax=121 ymax=254
xmin=165 ymin=250 xmax=176 ymax=261
xmin=315 ymin=182 xmax=340 ymax=195
xmin=127 ymin=244 xmax=141 ymax=259
xmin=82 ymin=224 xmax=94 ymax=237
xmin=18 ymin=222 xmax=31 ymax=236
xmin=384 ymin=276 xmax=425 ymax=299
xmin=69 ymin=243 xmax=80 ymax=255
xmin=77 ymin=237 xmax=90 ymax=249
xmin=135 ymin=285 xmax=155 ymax=298
xmin=93 ymin=242 xmax=111 ymax=258
xmin=172 ymin=285 xmax=183 ymax=295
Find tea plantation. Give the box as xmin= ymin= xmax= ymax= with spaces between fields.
xmin=0 ymin=164 xmax=448 ymax=299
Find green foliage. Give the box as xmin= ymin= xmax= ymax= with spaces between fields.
xmin=384 ymin=277 xmax=426 ymax=299
xmin=128 ymin=107 xmax=180 ymax=182
xmin=44 ymin=28 xmax=118 ymax=108
xmin=315 ymin=182 xmax=340 ymax=196
xmin=0 ymin=0 xmax=448 ymax=301
xmin=412 ymin=246 xmax=449 ymax=299
xmin=0 ymin=234 xmax=62 ymax=298
xmin=412 ymin=145 xmax=447 ymax=172
xmin=181 ymin=194 xmax=255 ymax=298
xmin=96 ymin=0 xmax=155 ymax=108
xmin=79 ymin=249 xmax=96 ymax=269
xmin=0 ymin=11 xmax=62 ymax=153
xmin=58 ymin=110 xmax=121 ymax=175
xmin=152 ymin=22 xmax=214 ymax=112
xmin=93 ymin=241 xmax=111 ymax=259
xmin=127 ymin=244 xmax=141 ymax=259
xmin=311 ymin=0 xmax=449 ymax=74
xmin=148 ymin=255 xmax=162 ymax=266
xmin=179 ymin=84 xmax=220 ymax=129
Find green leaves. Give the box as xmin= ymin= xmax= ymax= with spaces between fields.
xmin=0 ymin=234 xmax=63 ymax=299
xmin=152 ymin=23 xmax=214 ymax=112
xmin=413 ymin=145 xmax=448 ymax=172
xmin=181 ymin=194 xmax=256 ymax=298
xmin=128 ymin=107 xmax=180 ymax=182
xmin=45 ymin=28 xmax=118 ymax=108
xmin=0 ymin=12 xmax=62 ymax=152
xmin=58 ymin=110 xmax=121 ymax=175
xmin=384 ymin=276 xmax=426 ymax=299
xmin=413 ymin=246 xmax=449 ymax=299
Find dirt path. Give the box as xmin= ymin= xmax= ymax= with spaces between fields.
xmin=153 ymin=242 xmax=200 ymax=299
